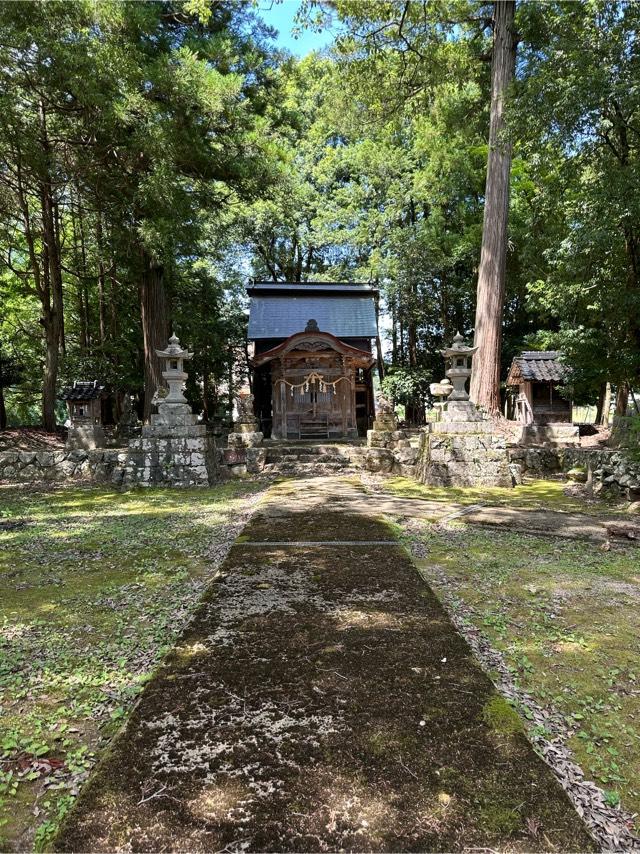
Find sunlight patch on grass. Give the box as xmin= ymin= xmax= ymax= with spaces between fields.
xmin=384 ymin=476 xmax=623 ymax=515
xmin=0 ymin=482 xmax=262 ymax=850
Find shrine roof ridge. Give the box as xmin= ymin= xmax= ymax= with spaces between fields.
xmin=247 ymin=281 xmax=378 ymax=295
xmin=59 ymin=380 xmax=105 ymax=401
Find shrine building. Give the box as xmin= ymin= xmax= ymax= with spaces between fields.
xmin=247 ymin=281 xmax=379 ymax=440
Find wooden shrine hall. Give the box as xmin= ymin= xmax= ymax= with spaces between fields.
xmin=247 ymin=281 xmax=379 ymax=440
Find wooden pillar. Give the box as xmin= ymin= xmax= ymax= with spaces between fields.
xmin=280 ymin=357 xmax=287 ymax=439
xmin=349 ymin=360 xmax=356 ymax=430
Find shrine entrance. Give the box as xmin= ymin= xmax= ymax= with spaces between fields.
xmin=251 ymin=330 xmax=376 ymax=440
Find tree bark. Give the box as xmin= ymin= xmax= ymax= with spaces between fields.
xmin=615 ymin=382 xmax=629 ymax=416
xmin=38 ymin=100 xmax=64 ymax=431
xmin=595 ymin=381 xmax=608 ymax=425
xmin=139 ymin=251 xmax=169 ymax=422
xmin=470 ymin=0 xmax=517 ymax=413
xmin=0 ymin=387 xmax=6 ymax=431
xmin=374 ymin=286 xmax=385 ymax=383
xmin=97 ymin=213 xmax=107 ymax=345
xmin=600 ymin=381 xmax=612 ymax=425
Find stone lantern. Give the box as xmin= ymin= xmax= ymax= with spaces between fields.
xmin=441 ymin=331 xmax=482 ymax=421
xmin=123 ymin=333 xmax=218 ymax=487
xmin=156 ymin=333 xmax=193 ymax=405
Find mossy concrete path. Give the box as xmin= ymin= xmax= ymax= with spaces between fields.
xmin=55 ymin=477 xmax=594 ymax=852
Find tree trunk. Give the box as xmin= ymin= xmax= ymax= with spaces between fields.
xmin=374 ymin=287 xmax=385 ymax=383
xmin=470 ymin=0 xmax=517 ymax=413
xmin=38 ymin=100 xmax=64 ymax=431
xmin=42 ymin=314 xmax=60 ymax=432
xmin=70 ymin=198 xmax=89 ymax=351
xmin=96 ymin=214 xmax=107 ymax=345
xmin=139 ymin=251 xmax=169 ymax=422
xmin=601 ymin=381 xmax=612 ymax=425
xmin=615 ymin=382 xmax=629 ymax=416
xmin=0 ymin=386 xmax=7 ymax=430
xmin=596 ymin=381 xmax=612 ymax=426
xmin=391 ymin=294 xmax=398 ymax=365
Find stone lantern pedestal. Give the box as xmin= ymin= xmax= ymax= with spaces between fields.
xmin=123 ymin=334 xmax=218 ymax=487
xmin=419 ymin=332 xmax=513 ymax=488
xmin=223 ymin=391 xmax=266 ymax=477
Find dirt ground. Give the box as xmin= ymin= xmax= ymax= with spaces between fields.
xmin=0 ymin=427 xmax=65 ymax=451
xmin=55 ymin=478 xmax=594 ymax=852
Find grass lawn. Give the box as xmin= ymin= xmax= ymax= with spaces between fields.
xmin=400 ymin=518 xmax=640 ymax=832
xmin=384 ymin=475 xmax=632 ymax=515
xmin=0 ymin=483 xmax=263 ymax=851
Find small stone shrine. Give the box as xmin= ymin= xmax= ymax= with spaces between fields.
xmin=223 ymin=390 xmax=266 ymax=477
xmin=123 ymin=333 xmax=217 ymax=487
xmin=419 ymin=332 xmax=513 ymax=488
xmin=365 ymin=391 xmax=418 ymax=474
xmin=60 ymin=381 xmax=107 ymax=450
xmin=228 ymin=391 xmax=264 ymax=448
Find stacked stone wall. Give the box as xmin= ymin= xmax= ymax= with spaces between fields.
xmin=610 ymin=415 xmax=640 ymax=448
xmin=0 ymin=449 xmax=127 ymax=485
xmin=509 ymin=446 xmax=640 ymax=498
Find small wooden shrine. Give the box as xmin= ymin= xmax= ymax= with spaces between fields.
xmin=59 ymin=380 xmax=107 ymax=449
xmin=60 ymin=380 xmax=106 ymax=424
xmin=247 ymin=282 xmax=378 ymax=439
xmin=506 ymin=351 xmax=572 ymax=424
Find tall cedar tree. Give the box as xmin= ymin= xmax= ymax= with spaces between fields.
xmin=470 ymin=0 xmax=517 ymax=412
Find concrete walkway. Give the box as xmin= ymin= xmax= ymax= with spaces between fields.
xmin=56 ymin=477 xmax=594 ymax=852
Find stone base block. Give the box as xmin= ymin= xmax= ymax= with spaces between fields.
xmin=443 ymin=400 xmax=484 ymax=422
xmin=519 ymin=423 xmax=580 ymax=447
xmin=143 ymin=424 xmax=209 ymax=439
xmin=373 ymin=416 xmax=397 ymax=431
xmin=123 ymin=433 xmax=218 ymax=487
xmin=419 ymin=430 xmax=513 ymax=488
xmin=233 ymin=420 xmax=260 ymax=434
xmin=364 ymin=448 xmax=395 ymax=473
xmin=150 ymin=403 xmax=198 ymax=429
xmin=66 ymin=424 xmax=105 ymax=451
xmin=430 ymin=421 xmax=494 ymax=434
xmin=228 ymin=431 xmax=263 ymax=449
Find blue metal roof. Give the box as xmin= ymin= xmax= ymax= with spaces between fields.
xmin=249 ymin=282 xmax=377 ymax=294
xmin=248 ymin=294 xmax=378 ymax=339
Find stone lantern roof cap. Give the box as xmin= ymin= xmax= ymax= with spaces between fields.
xmin=441 ymin=331 xmax=478 ymax=358
xmin=155 ymin=332 xmax=193 ymax=360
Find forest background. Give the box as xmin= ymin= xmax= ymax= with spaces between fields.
xmin=1 ymin=0 xmax=639 ymax=430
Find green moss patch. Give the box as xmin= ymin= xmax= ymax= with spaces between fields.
xmin=482 ymin=696 xmax=524 ymax=736
xmin=0 ymin=482 xmax=262 ymax=851
xmin=402 ymin=519 xmax=640 ymax=831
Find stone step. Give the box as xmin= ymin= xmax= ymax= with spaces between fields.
xmin=266 ymin=455 xmax=351 ymax=467
xmin=276 ymin=453 xmax=350 ymax=465
xmin=262 ymin=461 xmax=356 ymax=476
xmin=265 ymin=445 xmax=346 ymax=460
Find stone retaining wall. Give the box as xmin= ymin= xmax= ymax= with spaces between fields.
xmin=508 ymin=446 xmax=640 ymax=498
xmin=0 ymin=449 xmax=127 ymax=485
